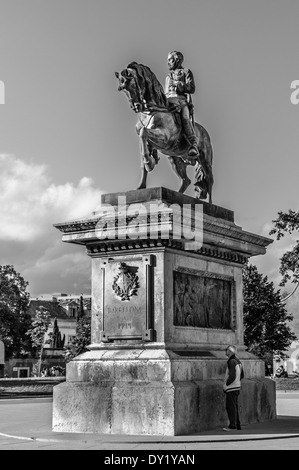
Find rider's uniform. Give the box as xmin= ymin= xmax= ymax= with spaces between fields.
xmin=165 ymin=67 xmax=197 ymax=150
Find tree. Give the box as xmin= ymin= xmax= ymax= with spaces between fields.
xmin=269 ymin=209 xmax=299 ymax=287
xmin=243 ymin=263 xmax=297 ymax=361
xmin=65 ymin=310 xmax=91 ymax=363
xmin=26 ymin=306 xmax=51 ymax=376
xmin=48 ymin=318 xmax=65 ymax=349
xmin=77 ymin=295 xmax=85 ymax=320
xmin=0 ymin=265 xmax=33 ymax=359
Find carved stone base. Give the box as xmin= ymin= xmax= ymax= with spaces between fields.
xmin=52 ymin=348 xmax=276 ymax=435
xmin=53 ymin=187 xmax=276 ymax=435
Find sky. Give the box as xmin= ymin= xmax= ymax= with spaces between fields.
xmin=0 ymin=0 xmax=299 ymax=297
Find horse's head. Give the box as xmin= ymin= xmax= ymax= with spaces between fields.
xmin=116 ymin=62 xmax=167 ymax=113
xmin=115 ymin=68 xmax=144 ymax=113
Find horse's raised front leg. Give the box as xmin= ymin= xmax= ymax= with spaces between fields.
xmin=137 ymin=166 xmax=148 ymax=190
xmin=135 ymin=122 xmax=148 ymax=189
xmin=139 ymin=127 xmax=156 ymax=172
xmin=168 ymin=156 xmax=191 ymax=194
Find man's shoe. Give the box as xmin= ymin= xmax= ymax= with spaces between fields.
xmin=223 ymin=425 xmax=238 ymax=431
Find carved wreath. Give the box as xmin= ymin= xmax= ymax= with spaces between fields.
xmin=112 ymin=262 xmax=139 ymax=301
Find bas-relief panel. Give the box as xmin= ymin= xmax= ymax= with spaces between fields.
xmin=173 ymin=270 xmax=233 ymax=329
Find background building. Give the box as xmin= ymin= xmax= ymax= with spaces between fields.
xmin=6 ymin=294 xmax=91 ymax=378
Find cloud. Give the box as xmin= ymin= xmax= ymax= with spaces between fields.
xmin=0 ymin=154 xmax=103 ymax=295
xmin=0 ymin=154 xmax=102 ymax=241
xmin=23 ymin=242 xmax=92 ymax=298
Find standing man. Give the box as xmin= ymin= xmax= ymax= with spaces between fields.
xmin=165 ymin=51 xmax=198 ymax=158
xmin=223 ymin=345 xmax=244 ymax=431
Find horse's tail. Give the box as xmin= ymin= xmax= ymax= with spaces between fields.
xmin=196 ymin=123 xmax=213 ymax=166
xmin=205 ymin=138 xmax=213 ymax=168
xmin=194 ymin=123 xmax=214 ymax=202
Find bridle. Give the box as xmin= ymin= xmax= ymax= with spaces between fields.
xmin=117 ymin=68 xmax=146 ymax=113
xmin=117 ymin=68 xmax=176 ymax=124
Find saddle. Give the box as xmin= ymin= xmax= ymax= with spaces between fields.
xmin=146 ymin=100 xmax=195 ymax=158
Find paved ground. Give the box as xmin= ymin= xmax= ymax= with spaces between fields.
xmin=0 ymin=391 xmax=298 ymax=453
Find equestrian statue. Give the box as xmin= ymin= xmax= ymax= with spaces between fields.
xmin=115 ymin=51 xmax=214 ymax=203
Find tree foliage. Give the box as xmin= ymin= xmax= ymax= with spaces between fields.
xmin=77 ymin=295 xmax=85 ymax=320
xmin=0 ymin=265 xmax=32 ymax=359
xmin=243 ymin=263 xmax=297 ymax=359
xmin=269 ymin=209 xmax=299 ymax=286
xmin=64 ymin=314 xmax=91 ymax=363
xmin=26 ymin=306 xmax=51 ymax=354
xmin=48 ymin=318 xmax=65 ymax=349
xmin=26 ymin=306 xmax=51 ymax=376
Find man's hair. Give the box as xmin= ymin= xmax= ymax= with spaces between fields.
xmin=226 ymin=345 xmax=236 ymax=354
xmin=168 ymin=51 xmax=184 ymax=65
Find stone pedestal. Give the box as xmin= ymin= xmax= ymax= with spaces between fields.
xmin=52 ymin=187 xmax=276 ymax=435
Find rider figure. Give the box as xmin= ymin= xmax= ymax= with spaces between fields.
xmin=165 ymin=51 xmax=198 ymax=158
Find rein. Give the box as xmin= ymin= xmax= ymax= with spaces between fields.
xmin=126 ymin=69 xmax=182 ymax=115
xmin=138 ymin=112 xmax=155 ymax=129
xmin=146 ymin=102 xmax=182 ymax=114
xmin=124 ymin=71 xmax=183 ymax=132
xmin=135 ymin=101 xmax=182 ymax=129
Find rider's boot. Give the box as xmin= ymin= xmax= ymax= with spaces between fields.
xmin=182 ymin=118 xmax=198 ymax=157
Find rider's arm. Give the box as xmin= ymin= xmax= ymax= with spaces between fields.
xmin=176 ymin=69 xmax=195 ymax=95
xmin=165 ymin=75 xmax=171 ymax=95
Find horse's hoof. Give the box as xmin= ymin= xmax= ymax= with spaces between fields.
xmin=178 ymin=178 xmax=191 ymax=194
xmin=144 ymin=156 xmax=155 ymax=172
xmin=145 ymin=164 xmax=154 ymax=173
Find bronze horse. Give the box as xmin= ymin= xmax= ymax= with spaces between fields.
xmin=115 ymin=62 xmax=214 ymax=203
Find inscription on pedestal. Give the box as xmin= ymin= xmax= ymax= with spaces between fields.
xmin=100 ymin=256 xmax=155 ymax=342
xmin=173 ymin=268 xmax=235 ymax=329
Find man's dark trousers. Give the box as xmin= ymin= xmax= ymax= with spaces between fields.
xmin=226 ymin=391 xmax=241 ymax=429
